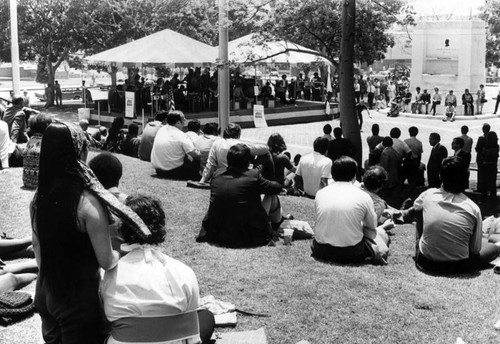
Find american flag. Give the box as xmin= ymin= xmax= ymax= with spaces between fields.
xmin=167 ymin=85 xmax=175 ymax=111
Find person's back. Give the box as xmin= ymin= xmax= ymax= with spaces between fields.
xmin=138 ymin=113 xmax=166 ymax=161
xmin=201 ymin=144 xmax=282 ymax=248
xmin=295 ymin=137 xmax=332 ymax=197
xmin=121 ymin=123 xmax=141 ymax=158
xmin=194 ymin=123 xmax=219 ymax=173
xmin=23 ymin=114 xmax=53 ymax=188
xmin=2 ymin=95 xmax=28 ymax=144
xmin=327 ymin=127 xmax=354 ymax=162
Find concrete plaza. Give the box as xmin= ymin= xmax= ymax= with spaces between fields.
xmin=241 ymin=109 xmax=500 ymax=180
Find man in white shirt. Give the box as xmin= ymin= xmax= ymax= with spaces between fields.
xmin=294 ymin=137 xmax=332 ymax=198
xmin=194 ymin=122 xmax=219 ymax=175
xmin=312 ymin=156 xmax=392 ymax=263
xmin=430 ymin=87 xmax=442 ymax=116
xmin=151 ymin=111 xmax=201 ymax=180
xmin=199 ymin=123 xmax=269 ymax=183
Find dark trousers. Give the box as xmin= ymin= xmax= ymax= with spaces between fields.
xmin=494 ymin=97 xmax=500 ymax=113
xmin=464 ymin=102 xmax=474 ymax=115
xmin=156 ymin=158 xmax=201 ymax=180
xmin=367 ymin=92 xmax=375 ymax=109
xmin=430 ymin=101 xmax=440 ymax=115
xmin=198 ymin=309 xmax=215 ymax=344
xmin=476 ymin=161 xmax=485 ymax=192
xmin=35 ymin=278 xmax=108 ymax=344
xmin=311 ymin=239 xmax=367 ymax=263
xmin=482 ymin=163 xmax=497 ymax=196
xmin=354 ymin=91 xmax=361 ymax=103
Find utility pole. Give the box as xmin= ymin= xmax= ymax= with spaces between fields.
xmin=339 ymin=0 xmax=362 ymax=170
xmin=9 ymin=0 xmax=21 ymax=94
xmin=218 ymin=0 xmax=230 ymax=134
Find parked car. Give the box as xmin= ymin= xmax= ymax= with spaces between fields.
xmin=35 ymin=87 xmax=83 ymax=101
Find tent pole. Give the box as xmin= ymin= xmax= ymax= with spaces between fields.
xmin=218 ymin=0 xmax=230 ymax=133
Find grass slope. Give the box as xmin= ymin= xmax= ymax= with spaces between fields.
xmin=0 ymin=151 xmax=499 ymax=344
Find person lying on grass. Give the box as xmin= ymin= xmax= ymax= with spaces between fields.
xmin=311 ymin=156 xmax=394 ymax=265
xmin=101 ymin=194 xmax=215 ymax=344
xmin=414 ymin=156 xmax=500 ymax=274
xmin=361 ymin=165 xmax=415 ymax=225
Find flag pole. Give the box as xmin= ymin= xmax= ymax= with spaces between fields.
xmin=218 ymin=0 xmax=230 ymax=134
xmin=9 ymin=0 xmax=21 ymax=94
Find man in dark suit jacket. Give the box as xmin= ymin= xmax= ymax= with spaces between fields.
xmin=198 ymin=143 xmax=282 ymax=248
xmin=427 ymin=132 xmax=448 ymax=188
xmin=474 ymin=123 xmax=490 ymax=192
xmin=327 ymin=127 xmax=355 ymax=163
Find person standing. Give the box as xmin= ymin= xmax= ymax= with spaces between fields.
xmin=54 ymin=80 xmax=62 ymax=106
xmin=403 ymin=126 xmax=423 ymax=196
xmin=355 ymin=99 xmax=370 ymax=132
xmin=462 ymin=89 xmax=474 ymax=116
xmin=367 ymin=124 xmax=384 ymax=166
xmin=481 ymin=131 xmax=499 ymax=198
xmin=476 ymin=84 xmax=486 ymax=115
xmin=427 ymin=132 xmax=448 ymax=188
xmin=1 ymin=94 xmax=29 ymax=144
xmin=493 ymin=85 xmax=500 ymax=114
xmin=379 ymin=137 xmax=401 ymax=207
xmin=460 ymin=125 xmax=473 ymax=168
xmin=475 ymin=123 xmax=491 ymax=193
xmin=367 ymin=79 xmax=376 ymax=109
xmin=430 ymin=87 xmax=442 ymax=116
xmin=354 ymin=79 xmax=361 ymax=103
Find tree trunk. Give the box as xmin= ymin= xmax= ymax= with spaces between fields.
xmin=339 ymin=0 xmax=362 ymax=176
xmin=45 ymin=53 xmax=55 ymax=107
xmin=110 ymin=66 xmax=117 ymax=87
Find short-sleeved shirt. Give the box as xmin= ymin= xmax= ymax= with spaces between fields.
xmin=460 ymin=134 xmax=473 ymax=154
xmin=151 ymin=125 xmax=195 ymax=171
xmin=414 ymin=188 xmax=482 ymax=262
xmin=138 ymin=121 xmax=162 ymax=161
xmin=404 ymin=137 xmax=423 ymax=160
xmin=315 ymin=182 xmax=377 ymax=247
xmin=295 ymin=152 xmax=332 ymax=197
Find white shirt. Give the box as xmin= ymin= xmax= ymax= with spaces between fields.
xmin=295 ymin=152 xmax=332 ymax=197
xmin=0 ymin=120 xmax=16 ymax=168
xmin=100 ymin=244 xmax=200 ymax=344
xmin=151 ymin=125 xmax=195 ymax=171
xmin=201 ymin=138 xmax=268 ymax=181
xmin=314 ymin=181 xmax=377 ymax=247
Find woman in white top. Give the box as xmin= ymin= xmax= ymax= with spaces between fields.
xmin=101 ymin=195 xmax=215 ymax=344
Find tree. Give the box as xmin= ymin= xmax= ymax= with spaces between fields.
xmin=479 ymin=0 xmax=500 ymax=68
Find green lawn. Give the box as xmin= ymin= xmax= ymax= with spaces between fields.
xmin=0 ymin=151 xmax=499 ymax=344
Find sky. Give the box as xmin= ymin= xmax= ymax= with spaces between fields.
xmin=409 ymin=0 xmax=486 ymax=17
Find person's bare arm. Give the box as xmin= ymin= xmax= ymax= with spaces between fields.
xmin=187 ymin=148 xmax=201 ymax=160
xmin=77 ymin=191 xmax=119 ymax=271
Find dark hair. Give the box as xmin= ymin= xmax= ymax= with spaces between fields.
xmin=323 ymin=124 xmax=332 ymax=135
xmin=389 ymin=127 xmax=401 ymax=138
xmin=430 ymin=132 xmax=440 ymax=142
xmin=371 ymin=124 xmax=380 ymax=136
xmin=332 ymin=156 xmax=357 ymax=182
xmin=382 ymin=136 xmax=393 ymax=147
xmin=127 ymin=123 xmax=139 ymax=137
xmin=440 ymin=156 xmax=468 ymax=193
xmin=223 ymin=123 xmax=241 ymax=139
xmin=120 ymin=195 xmax=166 ymax=245
xmin=408 ymin=126 xmax=418 ymax=137
xmin=284 ymin=151 xmax=291 ymax=159
xmin=483 ymin=123 xmax=491 ymax=134
xmin=35 ymin=122 xmax=85 ymax=294
xmin=202 ymin=122 xmax=218 ymax=136
xmin=485 ymin=131 xmax=498 ymax=148
xmin=88 ymin=152 xmax=123 ymax=189
xmin=452 ymin=137 xmax=464 ymax=149
xmin=293 ymin=154 xmax=301 ymax=165
xmin=110 ymin=116 xmax=125 ymax=131
xmin=187 ymin=119 xmax=201 ymax=133
xmin=363 ymin=165 xmax=388 ymax=191
xmin=267 ymin=133 xmax=287 ymax=153
xmin=155 ymin=111 xmax=169 ymax=122
xmin=29 ymin=113 xmax=53 ymax=134
xmin=333 ymin=127 xmax=343 ymax=139
xmin=313 ymin=137 xmax=329 ymax=155
xmin=461 ymin=125 xmax=469 ymax=134
xmin=11 ymin=94 xmax=23 ymax=106
xmin=227 ymin=143 xmax=251 ymax=168
xmin=166 ymin=111 xmax=184 ymax=126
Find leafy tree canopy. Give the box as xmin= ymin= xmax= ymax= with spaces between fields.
xmin=479 ymin=0 xmax=500 ymax=68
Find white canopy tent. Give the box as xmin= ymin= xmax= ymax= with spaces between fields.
xmin=84 ymin=29 xmax=217 ymax=68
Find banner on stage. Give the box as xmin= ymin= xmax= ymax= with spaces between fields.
xmin=125 ymin=92 xmax=135 ymax=118
xmin=253 ymin=105 xmax=267 ymax=128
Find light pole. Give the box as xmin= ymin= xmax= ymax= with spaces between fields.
xmin=9 ymin=0 xmax=21 ymax=94
xmin=218 ymin=0 xmax=230 ymax=134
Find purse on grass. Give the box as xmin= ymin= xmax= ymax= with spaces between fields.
xmin=0 ymin=291 xmax=35 ymax=320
